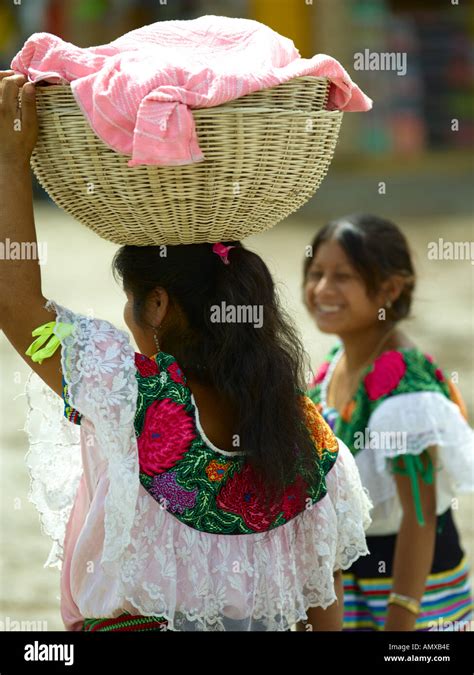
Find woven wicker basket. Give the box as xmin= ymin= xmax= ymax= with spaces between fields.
xmin=30 ymin=76 xmax=343 ymax=246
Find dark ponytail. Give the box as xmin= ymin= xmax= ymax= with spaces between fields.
xmin=112 ymin=241 xmax=318 ymax=505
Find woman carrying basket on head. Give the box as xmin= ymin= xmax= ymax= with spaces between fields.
xmin=0 ymin=71 xmax=372 ymax=632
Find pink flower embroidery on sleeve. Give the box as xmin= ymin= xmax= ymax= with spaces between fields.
xmin=135 ymin=353 xmax=159 ymax=377
xmin=311 ymin=361 xmax=330 ymax=387
xmin=364 ymin=351 xmax=407 ymax=401
xmin=424 ymin=353 xmax=445 ymax=382
xmin=167 ymin=361 xmax=186 ymax=384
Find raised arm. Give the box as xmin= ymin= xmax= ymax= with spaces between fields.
xmin=0 ymin=70 xmax=63 ymax=396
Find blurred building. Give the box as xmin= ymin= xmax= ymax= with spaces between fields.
xmin=1 ymin=0 xmax=472 ymax=213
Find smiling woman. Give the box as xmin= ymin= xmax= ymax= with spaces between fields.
xmin=303 ymin=214 xmax=474 ymax=632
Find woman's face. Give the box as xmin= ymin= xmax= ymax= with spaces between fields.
xmin=303 ymin=238 xmax=387 ymax=336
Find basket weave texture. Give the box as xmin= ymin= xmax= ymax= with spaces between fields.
xmin=30 ymin=76 xmax=343 ymax=245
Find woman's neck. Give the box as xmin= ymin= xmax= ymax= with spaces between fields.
xmin=338 ymin=323 xmax=398 ymax=372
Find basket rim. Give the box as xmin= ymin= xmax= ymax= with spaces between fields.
xmin=34 ymin=106 xmax=343 ymax=117
xmin=33 ymin=75 xmax=333 ymax=115
xmin=193 ymin=108 xmax=342 ymax=116
xmin=34 ymin=74 xmax=331 ymax=89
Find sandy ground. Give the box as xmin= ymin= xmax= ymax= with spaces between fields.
xmin=0 ymin=203 xmax=472 ymax=630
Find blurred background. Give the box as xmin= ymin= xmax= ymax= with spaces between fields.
xmin=0 ymin=0 xmax=473 ymax=630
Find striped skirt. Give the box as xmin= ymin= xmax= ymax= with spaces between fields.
xmin=343 ymin=509 xmax=473 ymax=631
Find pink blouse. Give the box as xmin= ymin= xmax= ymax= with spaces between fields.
xmin=23 ymin=299 xmax=373 ymax=631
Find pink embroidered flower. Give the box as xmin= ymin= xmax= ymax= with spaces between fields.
xmin=217 ymin=465 xmax=308 ymax=531
xmin=205 ymin=459 xmax=231 ymax=482
xmin=167 ymin=361 xmax=185 ymax=384
xmin=138 ymin=398 xmax=196 ymax=475
xmin=311 ymin=361 xmax=330 ymax=386
xmin=216 ymin=465 xmax=281 ymax=531
xmin=135 ymin=352 xmax=159 ymax=377
xmin=364 ymin=351 xmax=407 ymax=401
xmin=424 ymin=353 xmax=445 ymax=381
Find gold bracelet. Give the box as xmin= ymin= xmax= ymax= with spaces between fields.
xmin=387 ymin=592 xmax=420 ymax=616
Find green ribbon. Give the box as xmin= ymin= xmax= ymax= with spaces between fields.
xmin=391 ymin=452 xmax=434 ymax=527
xmin=25 ymin=321 xmax=74 ymax=365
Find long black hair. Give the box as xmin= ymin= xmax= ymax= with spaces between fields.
xmin=303 ymin=214 xmax=416 ymax=321
xmin=112 ymin=241 xmax=319 ymax=505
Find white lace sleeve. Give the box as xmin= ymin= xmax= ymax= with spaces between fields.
xmin=42 ymin=299 xmax=140 ymax=575
xmin=367 ymin=391 xmax=474 ymax=493
xmin=22 ymin=370 xmax=82 ymax=569
xmin=325 ymin=439 xmax=373 ymax=572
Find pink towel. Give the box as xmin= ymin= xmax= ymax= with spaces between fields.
xmin=11 ymin=15 xmax=372 ymax=167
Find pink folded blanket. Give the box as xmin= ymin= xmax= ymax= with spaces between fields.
xmin=11 ymin=14 xmax=372 ymax=167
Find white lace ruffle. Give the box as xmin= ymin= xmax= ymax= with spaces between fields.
xmin=71 ymin=438 xmax=372 ymax=631
xmin=43 ymin=299 xmax=140 ymax=577
xmin=356 ymin=391 xmax=474 ymax=534
xmin=329 ymin=440 xmax=373 ymax=569
xmin=22 ymin=370 xmax=83 ymax=569
xmin=22 ymin=301 xmax=373 ymax=630
xmin=367 ymin=391 xmax=474 ymax=486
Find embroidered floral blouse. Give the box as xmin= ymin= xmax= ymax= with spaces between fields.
xmin=23 ymin=300 xmax=373 ymax=631
xmin=308 ymin=343 xmax=474 ymax=536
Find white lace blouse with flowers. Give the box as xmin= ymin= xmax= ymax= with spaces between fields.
xmin=22 ymin=299 xmax=373 ymax=631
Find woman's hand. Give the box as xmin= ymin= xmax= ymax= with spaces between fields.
xmin=0 ymin=69 xmax=37 ymax=168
